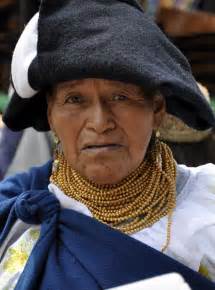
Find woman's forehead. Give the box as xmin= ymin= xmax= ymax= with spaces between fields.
xmin=55 ymin=78 xmax=143 ymax=94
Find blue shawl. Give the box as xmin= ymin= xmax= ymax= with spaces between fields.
xmin=0 ymin=161 xmax=214 ymax=290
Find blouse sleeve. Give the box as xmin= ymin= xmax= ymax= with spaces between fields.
xmin=191 ymin=164 xmax=215 ymax=282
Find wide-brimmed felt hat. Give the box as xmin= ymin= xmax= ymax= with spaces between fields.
xmin=3 ymin=0 xmax=215 ymax=131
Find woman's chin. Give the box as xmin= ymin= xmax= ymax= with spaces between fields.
xmin=81 ymin=165 xmax=126 ymax=185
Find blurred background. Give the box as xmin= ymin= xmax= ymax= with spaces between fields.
xmin=0 ymin=0 xmax=215 ymax=180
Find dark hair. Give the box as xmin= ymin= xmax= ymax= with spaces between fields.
xmin=140 ymin=86 xmax=161 ymax=102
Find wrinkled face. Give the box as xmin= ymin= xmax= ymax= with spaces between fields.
xmin=48 ymin=79 xmax=165 ymax=185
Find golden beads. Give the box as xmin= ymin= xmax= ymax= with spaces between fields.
xmin=50 ymin=140 xmax=176 ymax=252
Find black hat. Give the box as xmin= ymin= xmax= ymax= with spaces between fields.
xmin=3 ymin=0 xmax=215 ymax=131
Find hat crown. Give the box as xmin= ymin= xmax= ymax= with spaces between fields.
xmin=39 ymin=0 xmax=143 ymax=12
xmin=3 ymin=0 xmax=215 ymax=131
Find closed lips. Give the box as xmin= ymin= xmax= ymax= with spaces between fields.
xmin=83 ymin=144 xmax=122 ymax=149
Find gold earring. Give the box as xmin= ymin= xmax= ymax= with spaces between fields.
xmin=155 ymin=130 xmax=160 ymax=138
xmin=52 ymin=133 xmax=60 ymax=173
xmin=154 ymin=130 xmax=162 ymax=169
xmin=53 ymin=133 xmax=59 ymax=145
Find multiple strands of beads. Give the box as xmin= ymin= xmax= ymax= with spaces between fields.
xmin=50 ymin=140 xmax=176 ymax=252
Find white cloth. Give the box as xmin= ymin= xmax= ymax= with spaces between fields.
xmin=0 ymin=223 xmax=40 ymax=290
xmin=107 ymin=273 xmax=191 ymax=290
xmin=1 ymin=163 xmax=215 ymax=289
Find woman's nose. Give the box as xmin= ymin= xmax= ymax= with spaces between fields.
xmin=86 ymin=102 xmax=116 ymax=134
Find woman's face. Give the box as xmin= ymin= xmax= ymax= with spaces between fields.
xmin=48 ymin=79 xmax=165 ymax=184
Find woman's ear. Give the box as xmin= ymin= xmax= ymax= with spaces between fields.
xmin=153 ymin=93 xmax=166 ymax=129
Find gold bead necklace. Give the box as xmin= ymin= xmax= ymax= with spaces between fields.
xmin=50 ymin=140 xmax=176 ymax=252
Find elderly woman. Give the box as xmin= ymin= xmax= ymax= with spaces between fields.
xmin=0 ymin=1 xmax=215 ymax=289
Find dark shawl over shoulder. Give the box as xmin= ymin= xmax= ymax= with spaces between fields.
xmin=0 ymin=161 xmax=214 ymax=290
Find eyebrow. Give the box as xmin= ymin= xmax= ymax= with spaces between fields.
xmin=56 ymin=80 xmax=144 ymax=97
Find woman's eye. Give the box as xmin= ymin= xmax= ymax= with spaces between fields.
xmin=111 ymin=95 xmax=128 ymax=101
xmin=65 ymin=95 xmax=83 ymax=104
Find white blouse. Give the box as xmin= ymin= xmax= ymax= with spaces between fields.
xmin=1 ymin=163 xmax=215 ymax=289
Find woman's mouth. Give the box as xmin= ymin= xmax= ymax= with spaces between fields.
xmin=82 ymin=144 xmax=123 ymax=152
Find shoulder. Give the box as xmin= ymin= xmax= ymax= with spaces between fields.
xmin=0 ymin=160 xmax=53 ymax=201
xmin=176 ymin=163 xmax=215 ymax=209
xmin=178 ymin=163 xmax=215 ymax=191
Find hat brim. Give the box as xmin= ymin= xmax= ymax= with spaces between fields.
xmin=3 ymin=90 xmax=49 ymax=131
